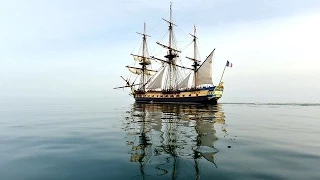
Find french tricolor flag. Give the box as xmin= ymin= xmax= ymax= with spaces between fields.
xmin=226 ymin=60 xmax=233 ymax=67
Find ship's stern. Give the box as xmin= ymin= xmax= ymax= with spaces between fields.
xmin=206 ymin=83 xmax=224 ymax=103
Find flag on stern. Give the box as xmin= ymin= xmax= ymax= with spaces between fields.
xmin=226 ymin=60 xmax=233 ymax=67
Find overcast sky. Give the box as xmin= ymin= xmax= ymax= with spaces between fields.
xmin=1 ymin=0 xmax=320 ymax=103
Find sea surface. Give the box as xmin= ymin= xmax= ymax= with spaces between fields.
xmin=0 ymin=97 xmax=320 ymax=180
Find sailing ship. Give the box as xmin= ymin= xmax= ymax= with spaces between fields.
xmin=114 ymin=3 xmax=228 ymax=104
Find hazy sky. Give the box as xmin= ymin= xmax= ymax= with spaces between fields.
xmin=1 ymin=0 xmax=320 ymax=103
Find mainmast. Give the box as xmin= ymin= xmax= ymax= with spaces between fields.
xmin=149 ymin=3 xmax=195 ymax=91
xmin=167 ymin=3 xmax=178 ymax=90
xmin=156 ymin=3 xmax=180 ymax=90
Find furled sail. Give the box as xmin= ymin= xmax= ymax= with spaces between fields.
xmin=128 ymin=67 xmax=143 ymax=75
xmin=144 ymin=70 xmax=157 ymax=76
xmin=195 ymin=50 xmax=214 ymax=86
xmin=127 ymin=66 xmax=157 ymax=75
xmin=146 ymin=67 xmax=166 ymax=89
xmin=178 ymin=73 xmax=191 ymax=89
xmin=132 ymin=54 xmax=151 ymax=65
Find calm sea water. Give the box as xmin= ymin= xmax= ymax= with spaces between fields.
xmin=0 ymin=97 xmax=319 ymax=180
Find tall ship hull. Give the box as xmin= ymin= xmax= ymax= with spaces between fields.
xmin=134 ymin=87 xmax=223 ymax=104
xmin=114 ymin=3 xmax=231 ymax=104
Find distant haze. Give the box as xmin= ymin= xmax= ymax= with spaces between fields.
xmin=1 ymin=0 xmax=319 ymax=103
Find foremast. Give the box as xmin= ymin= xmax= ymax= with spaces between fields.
xmin=138 ymin=23 xmax=150 ymax=92
xmin=127 ymin=23 xmax=156 ymax=93
xmin=114 ymin=23 xmax=157 ymax=93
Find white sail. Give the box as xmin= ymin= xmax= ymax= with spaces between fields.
xmin=178 ymin=73 xmax=191 ymax=89
xmin=132 ymin=55 xmax=151 ymax=65
xmin=195 ymin=51 xmax=214 ymax=86
xmin=147 ymin=67 xmax=166 ymax=89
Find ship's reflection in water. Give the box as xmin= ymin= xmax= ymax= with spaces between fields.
xmin=122 ymin=103 xmax=227 ymax=179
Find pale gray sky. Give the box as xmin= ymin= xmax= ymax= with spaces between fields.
xmin=0 ymin=0 xmax=319 ymax=103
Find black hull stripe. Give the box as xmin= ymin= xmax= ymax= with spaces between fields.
xmin=135 ymin=96 xmax=218 ymax=104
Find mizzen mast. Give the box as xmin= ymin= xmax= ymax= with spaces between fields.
xmin=186 ymin=25 xmax=201 ymax=88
